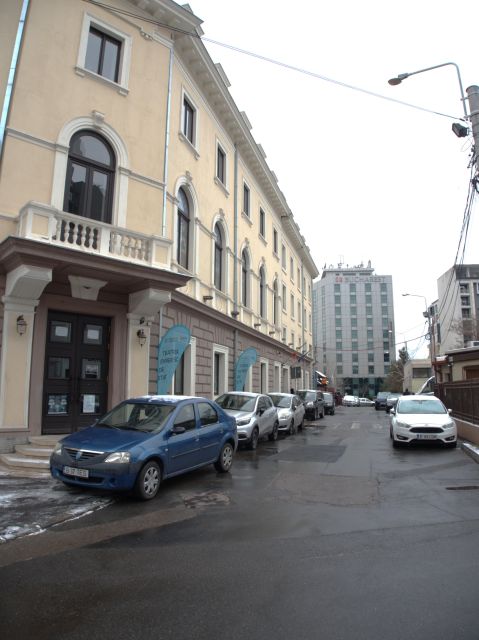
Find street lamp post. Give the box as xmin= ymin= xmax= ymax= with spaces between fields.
xmin=388 ymin=61 xmax=468 ymax=120
xmin=402 ymin=293 xmax=434 ymax=367
xmin=388 ymin=62 xmax=479 ymax=170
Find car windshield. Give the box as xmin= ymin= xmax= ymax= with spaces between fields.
xmin=269 ymin=395 xmax=292 ymax=408
xmin=377 ymin=392 xmax=389 ymax=399
xmin=323 ymin=393 xmax=332 ymax=402
xmin=97 ymin=402 xmax=175 ymax=432
xmin=397 ymin=399 xmax=446 ymax=415
xmin=215 ymin=394 xmax=256 ymax=412
xmin=297 ymin=391 xmax=315 ymax=401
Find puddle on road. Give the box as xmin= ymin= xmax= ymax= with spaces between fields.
xmin=180 ymin=490 xmax=230 ymax=509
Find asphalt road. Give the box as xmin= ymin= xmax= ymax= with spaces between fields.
xmin=1 ymin=407 xmax=479 ymax=640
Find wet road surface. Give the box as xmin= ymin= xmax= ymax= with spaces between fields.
xmin=1 ymin=407 xmax=479 ymax=639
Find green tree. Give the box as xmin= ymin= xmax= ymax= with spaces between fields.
xmin=383 ymin=360 xmax=404 ymax=392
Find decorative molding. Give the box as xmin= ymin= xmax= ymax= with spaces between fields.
xmin=91 ymin=110 xmax=106 ymax=128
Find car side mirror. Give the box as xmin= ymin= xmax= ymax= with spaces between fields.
xmin=448 ymin=408 xmax=452 ymax=415
xmin=171 ymin=425 xmax=186 ymax=435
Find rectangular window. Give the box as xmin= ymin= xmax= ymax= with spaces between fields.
xmin=352 ymin=352 xmax=358 ymax=362
xmin=212 ymin=345 xmax=228 ymax=398
xmin=336 ymin=330 xmax=342 ymax=339
xmin=352 ymin=341 xmax=358 ymax=351
xmin=273 ymin=228 xmax=278 ymax=254
xmin=183 ymin=96 xmax=196 ymax=144
xmin=334 ymin=284 xmax=340 ymax=293
xmin=281 ymin=245 xmax=286 ymax=269
xmin=291 ymin=294 xmax=295 ymax=318
xmin=282 ymin=285 xmax=287 ymax=311
xmin=216 ymin=144 xmax=226 ymax=184
xmin=351 ymin=330 xmax=358 ymax=339
xmin=297 ymin=301 xmax=301 ymax=323
xmin=336 ymin=341 xmax=342 ymax=350
xmin=85 ymin=27 xmax=121 ymax=82
xmin=367 ymin=341 xmax=374 ymax=350
xmin=351 ymin=318 xmax=357 ymax=327
xmin=368 ymin=353 xmax=374 ymax=362
xmin=350 ymin=284 xmax=356 ymax=292
xmin=282 ymin=327 xmax=287 ymax=343
xmin=290 ymin=257 xmax=294 ymax=281
xmin=337 ymin=365 xmax=343 ymax=375
xmin=243 ymin=182 xmax=250 ymax=216
xmin=259 ymin=208 xmax=266 ymax=237
xmin=352 ymin=366 xmax=359 ymax=375
xmin=337 ymin=354 xmax=343 ymax=363
xmin=365 ymin=284 xmax=371 ymax=292
xmin=368 ymin=365 xmax=375 ymax=374
xmin=335 ymin=318 xmax=342 ymax=327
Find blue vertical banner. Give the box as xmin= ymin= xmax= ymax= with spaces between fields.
xmin=234 ymin=347 xmax=258 ymax=391
xmin=156 ymin=324 xmax=191 ymax=394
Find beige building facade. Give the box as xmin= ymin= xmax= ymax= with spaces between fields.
xmin=0 ymin=0 xmax=318 ymax=451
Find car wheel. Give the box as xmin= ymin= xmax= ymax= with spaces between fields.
xmin=214 ymin=442 xmax=234 ymax=472
xmin=249 ymin=427 xmax=259 ymax=450
xmin=289 ymin=419 xmax=296 ymax=436
xmin=269 ymin=422 xmax=279 ymax=442
xmin=134 ymin=461 xmax=161 ymax=500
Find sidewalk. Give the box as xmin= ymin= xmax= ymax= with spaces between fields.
xmin=462 ymin=441 xmax=479 ymax=464
xmin=0 ymin=471 xmax=111 ymax=543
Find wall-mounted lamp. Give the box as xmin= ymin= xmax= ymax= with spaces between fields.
xmin=203 ymin=295 xmax=213 ymax=302
xmin=254 ymin=323 xmax=262 ymax=328
xmin=16 ymin=315 xmax=27 ymax=335
xmin=137 ymin=328 xmax=147 ymax=347
xmin=288 ymin=342 xmax=294 ymax=347
xmin=269 ymin=330 xmax=276 ymax=336
xmin=231 ymin=310 xmax=240 ymax=317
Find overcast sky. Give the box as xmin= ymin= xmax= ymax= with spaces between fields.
xmin=191 ymin=0 xmax=479 ymax=359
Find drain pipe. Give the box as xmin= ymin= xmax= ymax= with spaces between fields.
xmin=232 ymin=144 xmax=239 ymax=388
xmin=0 ymin=0 xmax=30 ymax=167
xmin=161 ymin=45 xmax=174 ymax=237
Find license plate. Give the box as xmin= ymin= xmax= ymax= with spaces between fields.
xmin=63 ymin=465 xmax=89 ymax=478
xmin=416 ymin=434 xmax=437 ymax=440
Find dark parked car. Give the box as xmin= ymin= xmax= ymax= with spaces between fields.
xmin=297 ymin=389 xmax=325 ymax=420
xmin=375 ymin=391 xmax=390 ymax=410
xmin=50 ymin=395 xmax=238 ymax=500
xmin=322 ymin=392 xmax=335 ymax=415
xmin=385 ymin=393 xmax=402 ymax=413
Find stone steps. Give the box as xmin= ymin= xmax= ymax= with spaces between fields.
xmin=0 ymin=435 xmax=63 ymax=477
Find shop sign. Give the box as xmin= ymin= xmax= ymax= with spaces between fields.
xmin=234 ymin=347 xmax=258 ymax=391
xmin=157 ymin=324 xmax=191 ymax=394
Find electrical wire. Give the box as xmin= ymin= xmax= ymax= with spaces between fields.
xmin=83 ymin=0 xmax=466 ymax=122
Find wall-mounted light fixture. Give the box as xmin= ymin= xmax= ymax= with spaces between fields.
xmin=203 ymin=295 xmax=213 ymax=302
xmin=16 ymin=315 xmax=27 ymax=335
xmin=137 ymin=328 xmax=147 ymax=347
xmin=288 ymin=342 xmax=294 ymax=347
xmin=231 ymin=310 xmax=240 ymax=317
xmin=254 ymin=323 xmax=261 ymax=328
xmin=269 ymin=330 xmax=276 ymax=336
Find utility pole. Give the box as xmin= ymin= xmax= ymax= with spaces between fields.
xmin=466 ymin=86 xmax=479 ymax=172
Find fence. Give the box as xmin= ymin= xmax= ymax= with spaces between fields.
xmin=436 ymin=380 xmax=479 ymax=426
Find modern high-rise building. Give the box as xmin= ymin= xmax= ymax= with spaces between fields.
xmin=313 ymin=262 xmax=395 ymax=397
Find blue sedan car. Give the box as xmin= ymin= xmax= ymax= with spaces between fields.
xmin=50 ymin=395 xmax=238 ymax=500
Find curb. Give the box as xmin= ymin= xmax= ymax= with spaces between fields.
xmin=461 ymin=442 xmax=479 ymax=464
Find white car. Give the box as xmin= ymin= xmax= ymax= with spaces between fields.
xmin=268 ymin=393 xmax=305 ymax=435
xmin=358 ymin=397 xmax=374 ymax=407
xmin=215 ymin=392 xmax=279 ymax=450
xmin=390 ymin=395 xmax=457 ymax=448
xmin=343 ymin=395 xmax=359 ymax=407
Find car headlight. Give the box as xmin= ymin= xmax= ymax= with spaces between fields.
xmin=395 ymin=420 xmax=410 ymax=429
xmin=306 ymin=402 xmax=314 ymax=407
xmin=443 ymin=421 xmax=455 ymax=430
xmin=105 ymin=451 xmax=131 ymax=463
xmin=278 ymin=410 xmax=289 ymax=419
xmin=236 ymin=418 xmax=251 ymax=426
xmin=52 ymin=442 xmax=63 ymax=455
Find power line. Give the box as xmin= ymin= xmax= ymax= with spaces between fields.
xmin=83 ymin=0 xmax=465 ymax=122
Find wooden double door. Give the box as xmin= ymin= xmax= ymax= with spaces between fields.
xmin=42 ymin=312 xmax=110 ymax=434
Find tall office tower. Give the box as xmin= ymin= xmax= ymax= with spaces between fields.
xmin=313 ymin=262 xmax=395 ymax=397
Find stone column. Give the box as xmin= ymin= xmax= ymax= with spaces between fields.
xmin=0 ymin=265 xmax=52 ymax=431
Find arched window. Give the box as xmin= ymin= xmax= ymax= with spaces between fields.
xmin=177 ymin=187 xmax=190 ymax=269
xmin=214 ymin=223 xmax=223 ymax=291
xmin=273 ymin=279 xmax=278 ymax=326
xmin=64 ymin=130 xmax=115 ymax=223
xmin=259 ymin=266 xmax=266 ymax=319
xmin=241 ymin=249 xmax=249 ymax=307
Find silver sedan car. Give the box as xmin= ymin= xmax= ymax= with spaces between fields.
xmin=268 ymin=393 xmax=305 ymax=435
xmin=215 ymin=392 xmax=279 ymax=450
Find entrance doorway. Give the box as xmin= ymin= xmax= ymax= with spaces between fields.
xmin=42 ymin=312 xmax=110 ymax=434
